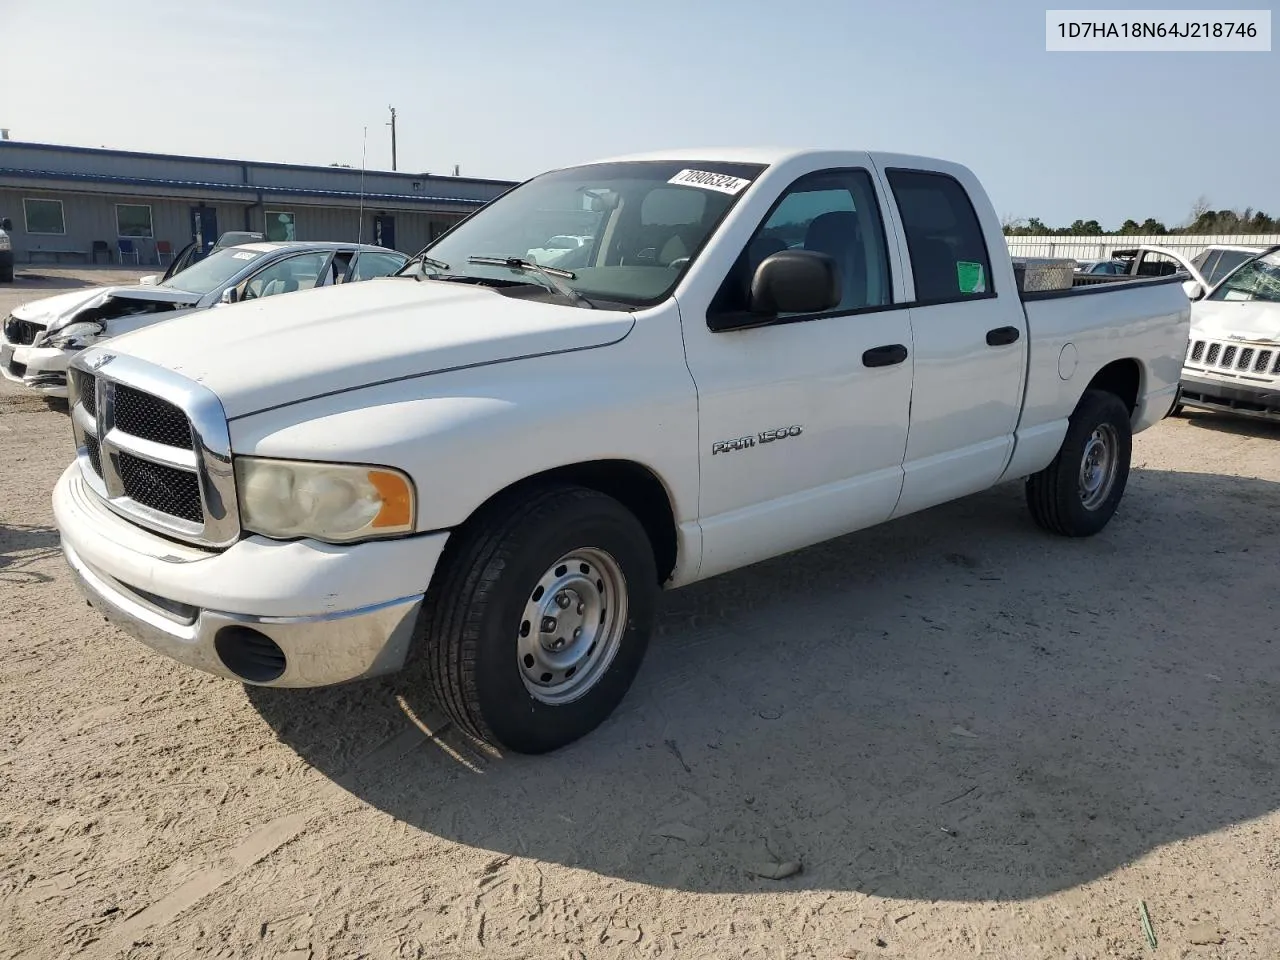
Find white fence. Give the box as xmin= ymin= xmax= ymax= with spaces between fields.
xmin=1005 ymin=234 xmax=1280 ymax=260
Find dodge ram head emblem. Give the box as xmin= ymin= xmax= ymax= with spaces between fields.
xmin=86 ymin=352 xmax=116 ymax=371
xmin=712 ymin=425 xmax=803 ymax=455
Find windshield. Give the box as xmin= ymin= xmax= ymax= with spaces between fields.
xmin=1208 ymin=250 xmax=1280 ymax=303
xmin=401 ymin=160 xmax=766 ymax=307
xmin=159 ymin=247 xmax=269 ymax=295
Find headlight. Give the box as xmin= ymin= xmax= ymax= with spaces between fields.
xmin=45 ymin=321 xmax=104 ymax=350
xmin=234 ymin=457 xmax=416 ymax=542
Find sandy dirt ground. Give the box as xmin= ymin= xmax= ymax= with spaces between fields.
xmin=2 ymin=268 xmax=1280 ymax=960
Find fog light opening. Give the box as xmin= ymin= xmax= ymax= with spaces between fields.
xmin=214 ymin=626 xmax=287 ymax=683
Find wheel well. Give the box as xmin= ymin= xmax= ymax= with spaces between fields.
xmin=1086 ymin=359 xmax=1140 ymax=413
xmin=462 ymin=461 xmax=679 ymax=585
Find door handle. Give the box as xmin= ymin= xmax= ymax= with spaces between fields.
xmin=862 ymin=344 xmax=909 ymax=367
xmin=986 ymin=325 xmax=1021 ymax=346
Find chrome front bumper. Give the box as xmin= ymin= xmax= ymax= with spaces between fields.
xmin=64 ymin=538 xmax=423 ymax=687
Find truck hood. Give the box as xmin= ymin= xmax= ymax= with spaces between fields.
xmin=105 ymin=277 xmax=636 ymax=418
xmin=12 ymin=285 xmax=203 ymax=334
xmin=1191 ymin=299 xmax=1280 ymax=343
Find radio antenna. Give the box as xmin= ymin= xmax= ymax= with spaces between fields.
xmin=357 ymin=125 xmax=367 ymax=245
xmin=350 ymin=124 xmax=367 ymax=275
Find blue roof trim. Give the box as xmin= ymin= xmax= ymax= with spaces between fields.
xmin=0 ymin=139 xmax=517 ymax=188
xmin=0 ymin=167 xmax=489 ymax=206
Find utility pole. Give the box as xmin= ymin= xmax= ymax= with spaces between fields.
xmin=387 ymin=105 xmax=397 ymax=171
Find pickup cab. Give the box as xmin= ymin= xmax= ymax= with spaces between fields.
xmin=52 ymin=148 xmax=1189 ymax=754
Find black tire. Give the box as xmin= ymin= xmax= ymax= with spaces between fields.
xmin=1026 ymin=389 xmax=1132 ymax=537
xmin=1169 ymin=403 xmax=1185 ymax=418
xmin=415 ymin=484 xmax=658 ymax=754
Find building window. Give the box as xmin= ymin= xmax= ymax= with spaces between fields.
xmin=24 ymin=198 xmax=65 ymax=235
xmin=116 ymin=204 xmax=154 ymax=238
xmin=265 ymin=211 xmax=296 ymax=242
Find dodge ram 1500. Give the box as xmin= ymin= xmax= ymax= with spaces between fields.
xmin=52 ymin=148 xmax=1189 ymax=753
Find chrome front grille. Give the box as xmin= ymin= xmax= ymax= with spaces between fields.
xmin=72 ymin=368 xmax=97 ymax=417
xmin=1187 ymin=338 xmax=1280 ymax=377
xmin=67 ymin=351 xmax=239 ymax=547
xmin=113 ymin=384 xmax=194 ymax=449
xmin=117 ymin=452 xmax=205 ymax=524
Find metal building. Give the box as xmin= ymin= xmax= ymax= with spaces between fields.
xmin=0 ymin=140 xmax=516 ymax=265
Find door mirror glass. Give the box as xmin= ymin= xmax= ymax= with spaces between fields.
xmin=1182 ymin=279 xmax=1205 ymax=301
xmin=220 ymin=287 xmax=238 ymax=305
xmin=750 ymin=250 xmax=842 ymax=315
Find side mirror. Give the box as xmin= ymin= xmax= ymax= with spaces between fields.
xmin=749 ymin=250 xmax=841 ymax=316
xmin=1182 ymin=279 xmax=1205 ymax=301
xmin=220 ymin=287 xmax=238 ymax=305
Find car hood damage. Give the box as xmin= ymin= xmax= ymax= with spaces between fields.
xmin=102 ymin=277 xmax=637 ymax=418
xmin=13 ymin=286 xmax=203 ymax=337
xmin=1191 ymin=300 xmax=1280 ymax=344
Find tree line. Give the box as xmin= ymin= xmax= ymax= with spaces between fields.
xmin=1003 ymin=198 xmax=1279 ymax=236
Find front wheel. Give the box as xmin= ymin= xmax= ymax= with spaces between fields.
xmin=1026 ymin=389 xmax=1132 ymax=537
xmin=414 ymin=485 xmax=658 ymax=754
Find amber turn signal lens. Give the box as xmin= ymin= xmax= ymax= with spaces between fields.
xmin=368 ymin=469 xmax=414 ymax=528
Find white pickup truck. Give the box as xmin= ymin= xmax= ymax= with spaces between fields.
xmin=53 ymin=148 xmax=1189 ymax=754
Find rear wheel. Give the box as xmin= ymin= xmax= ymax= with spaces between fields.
xmin=415 ymin=485 xmax=658 ymax=754
xmin=1026 ymin=389 xmax=1132 ymax=537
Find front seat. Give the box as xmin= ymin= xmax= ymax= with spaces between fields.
xmin=803 ymin=211 xmax=866 ymax=309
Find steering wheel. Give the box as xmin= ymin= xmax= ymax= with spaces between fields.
xmin=668 ymin=257 xmax=690 ymax=270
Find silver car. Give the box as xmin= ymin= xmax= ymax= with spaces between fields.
xmin=1 ymin=242 xmax=407 ymax=398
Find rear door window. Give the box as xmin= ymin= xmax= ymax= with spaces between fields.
xmin=886 ymin=170 xmax=993 ymax=303
xmin=350 ymin=251 xmax=409 ymax=281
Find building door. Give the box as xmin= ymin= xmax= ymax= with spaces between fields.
xmin=190 ymin=206 xmax=219 ymax=255
xmin=372 ymin=214 xmax=396 ymax=250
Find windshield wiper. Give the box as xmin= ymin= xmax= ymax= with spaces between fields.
xmin=404 ymin=251 xmax=451 ymax=280
xmin=467 ymin=256 xmax=595 ymax=309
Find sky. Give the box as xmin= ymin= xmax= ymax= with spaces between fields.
xmin=1 ymin=0 xmax=1275 ymax=229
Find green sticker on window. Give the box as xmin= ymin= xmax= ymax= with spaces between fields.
xmin=957 ymin=261 xmax=986 ymax=294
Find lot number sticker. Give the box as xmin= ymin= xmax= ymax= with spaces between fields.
xmin=957 ymin=260 xmax=987 ymax=294
xmin=668 ymin=169 xmax=753 ymax=195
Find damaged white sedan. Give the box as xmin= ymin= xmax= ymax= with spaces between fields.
xmin=1 ymin=241 xmax=406 ymax=397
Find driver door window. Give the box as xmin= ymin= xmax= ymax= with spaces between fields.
xmin=710 ymin=170 xmax=892 ymax=319
xmin=241 ymin=252 xmax=332 ymax=300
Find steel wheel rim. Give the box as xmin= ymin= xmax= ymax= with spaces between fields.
xmin=517 ymin=547 xmax=628 ymax=705
xmin=1078 ymin=423 xmax=1119 ymax=510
